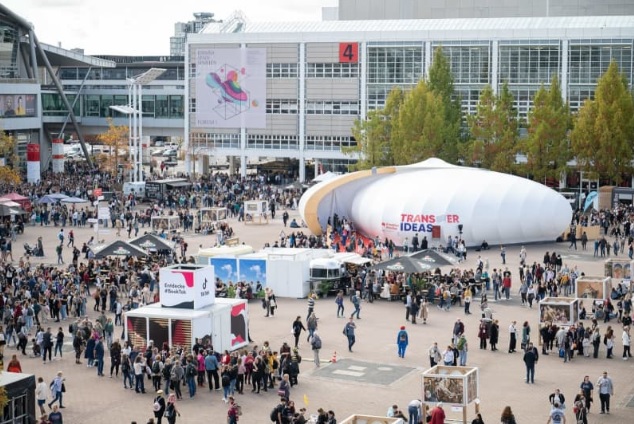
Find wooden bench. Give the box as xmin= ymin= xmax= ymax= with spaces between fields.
xmin=225 ymin=237 xmax=239 ymax=246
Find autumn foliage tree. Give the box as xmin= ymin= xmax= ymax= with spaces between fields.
xmin=466 ymin=83 xmax=519 ymax=173
xmin=570 ymin=60 xmax=634 ymax=185
xmin=0 ymin=130 xmax=21 ymax=185
xmin=97 ymin=118 xmax=129 ymax=175
xmin=523 ymin=76 xmax=571 ymax=183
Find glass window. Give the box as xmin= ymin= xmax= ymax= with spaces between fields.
xmin=100 ymin=95 xmax=113 ymax=118
xmin=142 ymin=95 xmax=155 ymax=117
xmin=85 ymin=95 xmax=100 ymax=117
xmin=0 ymin=23 xmax=18 ymax=78
xmin=367 ymin=46 xmax=423 ymax=84
xmin=156 ymin=95 xmax=169 ymax=118
xmin=169 ymin=95 xmax=184 ymax=118
xmin=499 ymin=45 xmax=560 ymax=84
xmin=436 ymin=45 xmax=490 ymax=84
xmin=569 ymin=43 xmax=633 ymax=85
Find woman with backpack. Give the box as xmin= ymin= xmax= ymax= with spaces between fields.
xmin=164 ymin=393 xmax=181 ymax=424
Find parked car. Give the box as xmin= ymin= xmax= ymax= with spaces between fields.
xmin=152 ymin=149 xmax=166 ymax=156
xmin=163 ymin=160 xmax=178 ymax=167
xmin=162 ymin=148 xmax=178 ymax=157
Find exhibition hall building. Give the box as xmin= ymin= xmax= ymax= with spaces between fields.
xmin=2 ymin=0 xmax=634 ymax=181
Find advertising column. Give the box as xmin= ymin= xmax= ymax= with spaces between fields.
xmin=51 ymin=138 xmax=64 ymax=173
xmin=26 ymin=143 xmax=40 ymax=183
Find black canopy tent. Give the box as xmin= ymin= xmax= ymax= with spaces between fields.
xmin=370 ymin=256 xmax=433 ymax=274
xmin=93 ymin=240 xmax=149 ymax=259
xmin=129 ymin=233 xmax=175 ymax=253
xmin=408 ymin=249 xmax=457 ymax=268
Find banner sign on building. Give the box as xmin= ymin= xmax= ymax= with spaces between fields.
xmin=195 ymin=48 xmax=266 ymax=129
xmin=0 ymin=94 xmax=37 ymax=117
xmin=160 ymin=264 xmax=215 ymax=309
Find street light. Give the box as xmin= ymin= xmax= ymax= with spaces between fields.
xmin=109 ymin=104 xmax=138 ymax=182
xmin=128 ymin=68 xmax=166 ymax=182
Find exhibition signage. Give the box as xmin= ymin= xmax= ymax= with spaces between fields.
xmin=160 ymin=264 xmax=215 ymax=309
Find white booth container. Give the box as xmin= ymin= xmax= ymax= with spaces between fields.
xmin=125 ymin=302 xmax=236 ymax=353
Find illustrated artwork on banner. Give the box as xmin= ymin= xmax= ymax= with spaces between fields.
xmin=195 ymin=48 xmax=266 ymax=129
xmin=230 ymin=302 xmax=248 ymax=347
xmin=424 ymin=376 xmax=464 ymax=405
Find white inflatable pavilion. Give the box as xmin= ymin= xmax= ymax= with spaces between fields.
xmin=299 ymin=158 xmax=572 ymax=247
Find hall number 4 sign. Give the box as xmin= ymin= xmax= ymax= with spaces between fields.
xmin=339 ymin=42 xmax=359 ymax=63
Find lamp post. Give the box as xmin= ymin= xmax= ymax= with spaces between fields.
xmin=127 ymin=68 xmax=166 ymax=182
xmin=110 ymin=104 xmax=137 ymax=182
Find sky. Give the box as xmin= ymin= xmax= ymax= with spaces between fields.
xmin=2 ymin=0 xmax=337 ymax=56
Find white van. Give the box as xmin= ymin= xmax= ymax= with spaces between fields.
xmin=123 ymin=181 xmax=146 ymax=198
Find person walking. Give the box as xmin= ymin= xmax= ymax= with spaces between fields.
xmin=508 ymin=321 xmax=518 ymax=353
xmin=478 ymin=320 xmax=488 ymax=350
xmin=335 ymin=290 xmax=345 ymax=318
xmin=204 ymin=349 xmax=220 ymax=391
xmin=153 ymin=390 xmax=166 ymax=424
xmin=35 ymin=376 xmax=48 ymax=416
xmin=343 ymin=318 xmax=356 ymax=352
xmin=164 ymin=393 xmax=181 ymax=424
xmin=48 ymin=371 xmax=65 ymax=409
xmin=547 ymin=403 xmax=566 ymax=424
xmin=350 ymin=291 xmax=361 ymax=319
xmin=310 ymin=330 xmax=322 ymax=367
xmin=291 ymin=316 xmax=306 ymax=348
xmin=580 ymin=375 xmax=594 ymax=413
xmin=523 ymin=345 xmax=537 ymax=383
xmin=306 ymin=293 xmax=316 ymax=321
xmin=396 ymin=326 xmax=409 ymax=358
xmin=622 ymin=325 xmax=631 ymax=360
xmin=596 ymin=371 xmax=614 ymax=414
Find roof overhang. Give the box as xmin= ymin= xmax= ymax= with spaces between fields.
xmin=35 ymin=42 xmax=116 ymax=68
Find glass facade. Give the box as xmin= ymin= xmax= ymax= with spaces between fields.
xmin=0 ymin=22 xmax=18 ymax=79
xmin=366 ymin=44 xmax=423 ymax=109
xmin=499 ymin=43 xmax=560 ymax=84
xmin=568 ymin=40 xmax=633 ymax=112
xmin=247 ymin=134 xmax=299 ymax=150
xmin=305 ymin=136 xmax=356 ymax=151
xmin=190 ymin=132 xmax=240 ymax=149
xmin=437 ymin=43 xmax=490 ymax=84
xmin=41 ymin=93 xmax=80 ymax=116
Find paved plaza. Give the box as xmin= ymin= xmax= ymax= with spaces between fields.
xmin=11 ymin=205 xmax=634 ymax=423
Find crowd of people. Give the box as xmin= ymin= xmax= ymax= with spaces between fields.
xmin=3 ymin=162 xmax=634 ymax=423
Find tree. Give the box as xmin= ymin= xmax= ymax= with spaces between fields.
xmin=0 ymin=131 xmax=20 ymax=185
xmin=427 ymin=47 xmax=462 ymax=162
xmin=466 ymin=83 xmax=519 ymax=173
xmin=348 ymin=87 xmax=404 ymax=169
xmin=97 ymin=118 xmax=129 ymax=176
xmin=570 ymin=60 xmax=634 ymax=184
xmin=391 ymin=80 xmax=447 ymax=164
xmin=523 ymin=76 xmax=571 ymax=183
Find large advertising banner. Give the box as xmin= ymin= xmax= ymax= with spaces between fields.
xmin=238 ymin=258 xmax=267 ymax=286
xmin=0 ymin=94 xmax=36 ymax=117
xmin=26 ymin=144 xmax=40 ymax=184
xmin=159 ymin=264 xmax=215 ymax=309
xmin=195 ymin=48 xmax=266 ymax=129
xmin=210 ymin=257 xmax=239 ymax=284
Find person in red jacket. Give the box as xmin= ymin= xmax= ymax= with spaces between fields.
xmin=430 ymin=402 xmax=446 ymax=424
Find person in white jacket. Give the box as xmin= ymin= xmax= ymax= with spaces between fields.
xmin=623 ymin=326 xmax=632 ymax=360
xmin=35 ymin=376 xmax=48 ymax=415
